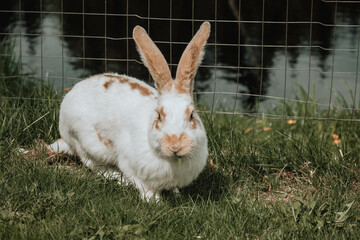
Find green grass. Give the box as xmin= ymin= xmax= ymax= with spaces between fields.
xmin=1 ymin=38 xmax=359 ymax=239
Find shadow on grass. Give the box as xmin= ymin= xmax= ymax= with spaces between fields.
xmin=163 ymin=165 xmax=231 ymax=203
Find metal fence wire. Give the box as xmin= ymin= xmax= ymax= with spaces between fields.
xmin=1 ymin=0 xmax=360 ymax=125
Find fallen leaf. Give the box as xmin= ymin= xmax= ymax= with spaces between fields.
xmin=209 ymin=159 xmax=218 ymax=171
xmin=287 ymin=120 xmax=296 ymax=125
xmin=332 ymin=133 xmax=341 ymax=145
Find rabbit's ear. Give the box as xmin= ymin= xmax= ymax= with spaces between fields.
xmin=133 ymin=26 xmax=172 ymax=93
xmin=175 ymin=22 xmax=210 ymax=94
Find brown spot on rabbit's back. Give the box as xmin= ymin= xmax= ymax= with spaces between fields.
xmin=104 ymin=74 xmax=129 ymax=84
xmin=103 ymin=79 xmax=114 ymax=89
xmin=104 ymin=74 xmax=153 ymax=96
xmin=104 ymin=74 xmax=119 ymax=78
xmin=129 ymin=82 xmax=153 ymax=96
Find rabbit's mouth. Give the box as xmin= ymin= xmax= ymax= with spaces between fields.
xmin=160 ymin=133 xmax=194 ymax=157
xmin=162 ymin=146 xmax=192 ymax=158
xmin=170 ymin=146 xmax=192 ymax=157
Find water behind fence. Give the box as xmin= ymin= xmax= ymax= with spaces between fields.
xmin=1 ymin=0 xmax=360 ymax=123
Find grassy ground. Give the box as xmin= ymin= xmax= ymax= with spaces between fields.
xmin=1 ymin=39 xmax=359 ymax=239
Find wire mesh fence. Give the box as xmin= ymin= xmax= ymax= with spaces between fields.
xmin=1 ymin=0 xmax=360 ymax=125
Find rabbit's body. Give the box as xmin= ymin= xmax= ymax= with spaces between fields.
xmin=49 ymin=22 xmax=211 ymax=201
xmin=54 ymin=74 xmax=207 ymax=198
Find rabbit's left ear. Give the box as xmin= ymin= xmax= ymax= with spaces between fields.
xmin=175 ymin=22 xmax=211 ymax=94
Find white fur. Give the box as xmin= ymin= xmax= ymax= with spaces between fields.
xmin=50 ymin=74 xmax=208 ymax=201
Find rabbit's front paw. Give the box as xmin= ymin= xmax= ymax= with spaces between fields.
xmin=142 ymin=190 xmax=161 ymax=203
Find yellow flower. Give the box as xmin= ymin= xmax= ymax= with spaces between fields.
xmin=263 ymin=127 xmax=271 ymax=131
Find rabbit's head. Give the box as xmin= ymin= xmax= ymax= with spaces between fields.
xmin=133 ymin=22 xmax=210 ymax=158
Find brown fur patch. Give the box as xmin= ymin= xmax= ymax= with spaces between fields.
xmin=185 ymin=106 xmax=192 ymax=116
xmin=167 ymin=134 xmax=179 ymax=147
xmin=159 ymin=106 xmax=166 ymax=121
xmin=153 ymin=119 xmax=160 ymax=130
xmin=129 ymin=82 xmax=153 ymax=96
xmin=94 ymin=125 xmax=113 ymax=149
xmin=160 ymin=81 xmax=174 ymax=93
xmin=191 ymin=119 xmax=201 ymax=130
xmin=117 ymin=77 xmax=129 ymax=84
xmin=104 ymin=74 xmax=129 ymax=84
xmin=174 ymin=81 xmax=188 ymax=94
xmin=103 ymin=79 xmax=114 ymax=89
xmin=104 ymin=74 xmax=153 ymax=96
xmin=96 ymin=132 xmax=103 ymax=142
xmin=104 ymin=139 xmax=114 ymax=148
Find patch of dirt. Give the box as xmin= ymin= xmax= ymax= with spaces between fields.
xmin=255 ymin=163 xmax=318 ymax=205
xmin=17 ymin=139 xmax=81 ymax=167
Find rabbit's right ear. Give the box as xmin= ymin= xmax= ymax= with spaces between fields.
xmin=133 ymin=26 xmax=172 ymax=93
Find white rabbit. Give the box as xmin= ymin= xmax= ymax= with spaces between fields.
xmin=49 ymin=22 xmax=211 ymax=201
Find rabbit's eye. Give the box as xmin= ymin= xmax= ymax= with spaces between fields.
xmin=189 ymin=111 xmax=194 ymax=121
xmin=156 ymin=110 xmax=161 ymax=121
